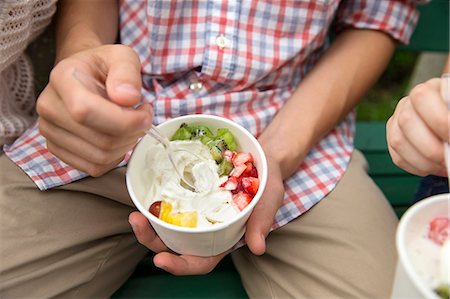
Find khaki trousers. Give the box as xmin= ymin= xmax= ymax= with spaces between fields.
xmin=0 ymin=150 xmax=398 ymax=298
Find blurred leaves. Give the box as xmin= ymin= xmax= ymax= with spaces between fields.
xmin=357 ymin=51 xmax=418 ymax=121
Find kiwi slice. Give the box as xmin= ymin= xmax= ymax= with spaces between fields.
xmin=218 ymin=159 xmax=233 ymax=176
xmin=216 ymin=128 xmax=237 ymax=151
xmin=210 ymin=146 xmax=223 ymax=163
xmin=189 ymin=125 xmax=214 ymax=139
xmin=171 ymin=123 xmax=192 ymax=141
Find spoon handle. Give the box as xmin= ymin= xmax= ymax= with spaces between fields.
xmin=441 ymin=73 xmax=450 ymax=184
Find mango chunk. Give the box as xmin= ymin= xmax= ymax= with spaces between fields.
xmin=159 ymin=201 xmax=198 ymax=228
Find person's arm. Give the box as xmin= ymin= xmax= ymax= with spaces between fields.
xmin=242 ymin=29 xmax=396 ymax=254
xmin=36 ymin=0 xmax=152 ymax=177
xmin=261 ymin=29 xmax=395 ymax=177
xmin=54 ymin=0 xmax=119 ymax=62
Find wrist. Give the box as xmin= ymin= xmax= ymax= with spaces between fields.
xmin=258 ymin=124 xmax=314 ymax=179
xmin=55 ymin=24 xmax=106 ymax=63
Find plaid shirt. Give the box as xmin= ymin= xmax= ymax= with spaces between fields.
xmin=5 ymin=0 xmax=419 ymax=230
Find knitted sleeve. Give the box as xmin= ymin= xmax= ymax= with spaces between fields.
xmin=0 ymin=0 xmax=57 ymax=146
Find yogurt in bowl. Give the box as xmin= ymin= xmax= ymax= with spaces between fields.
xmin=391 ymin=193 xmax=450 ymax=299
xmin=126 ymin=114 xmax=268 ymax=256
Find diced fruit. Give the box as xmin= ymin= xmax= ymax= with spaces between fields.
xmin=232 ymin=192 xmax=252 ymax=211
xmin=210 ymin=146 xmax=223 ymax=163
xmin=241 ymin=177 xmax=259 ymax=196
xmin=428 ymin=217 xmax=450 ymax=245
xmin=233 ymin=152 xmax=253 ymax=166
xmin=171 ymin=127 xmax=192 ymax=140
xmin=242 ymin=162 xmax=258 ymax=178
xmin=218 ymin=159 xmax=233 ymax=176
xmin=189 ymin=125 xmax=214 ymax=139
xmin=149 ymin=201 xmax=162 ymax=217
xmin=230 ymin=164 xmax=247 ymax=177
xmin=159 ymin=201 xmax=198 ymax=228
xmin=223 ymin=150 xmax=235 ymax=161
xmin=216 ymin=128 xmax=237 ymax=151
xmin=220 ymin=176 xmax=238 ymax=190
xmin=232 ymin=179 xmax=244 ymax=194
xmin=213 ymin=138 xmax=227 ymax=151
xmin=200 ymin=135 xmax=213 ymax=146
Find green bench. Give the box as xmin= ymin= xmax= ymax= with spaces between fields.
xmin=112 ymin=2 xmax=449 ymax=298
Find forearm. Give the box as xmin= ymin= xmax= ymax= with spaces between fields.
xmin=260 ymin=29 xmax=395 ymax=178
xmin=55 ymin=0 xmax=119 ymax=62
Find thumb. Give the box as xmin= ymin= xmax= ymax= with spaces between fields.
xmin=102 ymin=45 xmax=142 ymax=107
xmin=245 ymin=179 xmax=284 ymax=255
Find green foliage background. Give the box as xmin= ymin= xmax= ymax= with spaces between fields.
xmin=357 ymin=51 xmax=418 ymax=121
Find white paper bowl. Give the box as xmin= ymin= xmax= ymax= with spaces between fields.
xmin=391 ymin=193 xmax=450 ymax=299
xmin=126 ymin=114 xmax=268 ymax=256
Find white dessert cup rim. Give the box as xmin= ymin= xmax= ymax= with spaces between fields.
xmin=395 ymin=193 xmax=449 ymax=299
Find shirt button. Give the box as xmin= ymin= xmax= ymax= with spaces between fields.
xmin=215 ymin=34 xmax=230 ymax=49
xmin=189 ymin=81 xmax=203 ymax=92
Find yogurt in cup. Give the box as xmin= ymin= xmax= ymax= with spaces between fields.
xmin=391 ymin=193 xmax=450 ymax=299
xmin=126 ymin=115 xmax=268 ymax=256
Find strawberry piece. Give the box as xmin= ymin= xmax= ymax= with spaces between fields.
xmin=223 ymin=150 xmax=235 ymax=161
xmin=232 ymin=192 xmax=252 ymax=211
xmin=428 ymin=216 xmax=450 ymax=245
xmin=241 ymin=177 xmax=259 ymax=196
xmin=220 ymin=176 xmax=238 ymax=190
xmin=242 ymin=162 xmax=258 ymax=178
xmin=233 ymin=152 xmax=253 ymax=166
xmin=231 ymin=179 xmax=244 ymax=194
xmin=230 ymin=164 xmax=247 ymax=177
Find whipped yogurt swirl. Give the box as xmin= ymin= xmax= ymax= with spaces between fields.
xmin=143 ymin=140 xmax=239 ymax=227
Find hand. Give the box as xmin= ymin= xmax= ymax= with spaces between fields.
xmin=386 ymin=78 xmax=448 ymax=176
xmin=129 ymin=212 xmax=227 ymax=275
xmin=36 ymin=44 xmax=152 ymax=176
xmin=244 ymin=153 xmax=285 ymax=255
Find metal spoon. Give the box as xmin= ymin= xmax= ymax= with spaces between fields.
xmin=71 ymin=68 xmax=198 ymax=191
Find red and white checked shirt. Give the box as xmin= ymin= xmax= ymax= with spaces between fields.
xmin=5 ymin=0 xmax=420 ymax=230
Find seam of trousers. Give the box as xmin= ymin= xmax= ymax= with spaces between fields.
xmin=71 ymin=235 xmax=124 ymax=298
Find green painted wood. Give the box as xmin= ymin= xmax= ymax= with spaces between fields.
xmin=372 ymin=176 xmax=422 ymax=206
xmin=113 ymin=272 xmax=248 ymax=298
xmin=364 ymin=153 xmax=409 ymax=176
xmin=354 ymin=122 xmax=388 ymax=152
xmin=401 ymin=1 xmax=450 ymax=52
xmin=112 ymin=255 xmax=248 ymax=299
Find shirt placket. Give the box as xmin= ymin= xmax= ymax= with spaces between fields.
xmin=201 ymin=0 xmax=239 ymax=83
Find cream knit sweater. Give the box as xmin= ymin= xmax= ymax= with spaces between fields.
xmin=0 ymin=0 xmax=57 ymax=146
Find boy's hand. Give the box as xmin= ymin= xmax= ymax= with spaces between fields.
xmin=386 ymin=78 xmax=448 ymax=177
xmin=244 ymin=154 xmax=285 ymax=255
xmin=129 ymin=212 xmax=227 ymax=275
xmin=37 ymin=45 xmax=152 ymax=176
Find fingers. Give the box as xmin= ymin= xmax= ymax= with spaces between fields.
xmin=47 ymin=61 xmax=151 ymax=135
xmin=129 ymin=212 xmax=168 ymax=253
xmin=102 ymin=46 xmax=143 ymax=107
xmin=245 ymin=159 xmax=285 ymax=255
xmin=153 ymin=251 xmax=227 ymax=276
xmin=46 ymin=140 xmax=124 ymax=177
xmin=40 ymin=117 xmax=137 ymax=163
xmin=387 ymin=95 xmax=446 ymax=176
xmin=129 ymin=211 xmax=227 ymax=276
xmin=36 ymin=44 xmax=154 ymax=174
xmin=37 ymin=86 xmax=148 ymax=147
xmin=409 ymin=79 xmax=449 ymax=142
